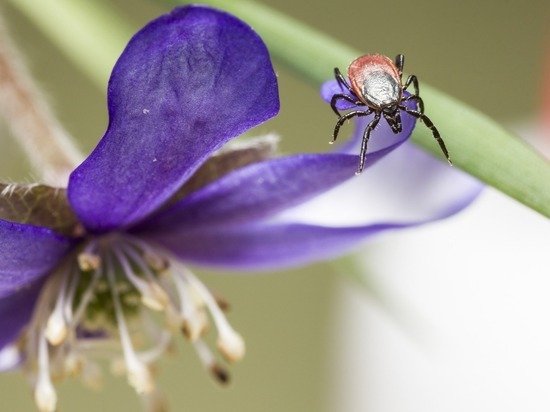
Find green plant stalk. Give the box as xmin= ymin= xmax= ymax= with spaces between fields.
xmin=8 ymin=0 xmax=550 ymax=217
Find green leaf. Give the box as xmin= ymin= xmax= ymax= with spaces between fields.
xmin=0 ymin=183 xmax=80 ymax=236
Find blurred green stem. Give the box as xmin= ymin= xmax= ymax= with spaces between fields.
xmin=7 ymin=0 xmax=550 ymax=217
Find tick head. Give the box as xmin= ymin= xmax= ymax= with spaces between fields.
xmin=383 ymin=108 xmax=402 ymax=134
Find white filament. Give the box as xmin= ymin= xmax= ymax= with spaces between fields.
xmin=171 ymin=270 xmax=208 ymax=341
xmin=34 ymin=331 xmax=57 ymax=412
xmin=120 ymin=245 xmax=171 ymax=311
xmin=70 ymin=266 xmax=103 ymax=327
xmin=106 ymin=255 xmax=154 ymax=394
xmin=114 ymin=248 xmax=168 ymax=311
xmin=182 ymin=269 xmax=245 ymax=362
xmin=45 ymin=265 xmax=73 ymax=345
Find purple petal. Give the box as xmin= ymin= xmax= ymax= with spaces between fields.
xmin=282 ymin=142 xmax=481 ymax=227
xmin=135 ymin=108 xmax=415 ymax=235
xmin=68 ymin=6 xmax=279 ymax=233
xmin=147 ymin=222 xmax=400 ymax=270
xmin=136 ymin=155 xmax=357 ymax=234
xmin=321 ymin=79 xmax=357 ymax=110
xmin=0 ymin=219 xmax=72 ymax=298
xmin=0 ymin=280 xmax=44 ymax=350
xmin=149 ymin=143 xmax=481 ymax=270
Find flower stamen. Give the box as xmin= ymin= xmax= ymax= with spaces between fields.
xmin=63 ymin=265 xmax=81 ymax=321
xmin=106 ymin=254 xmax=155 ymax=394
xmin=77 ymin=253 xmax=101 ymax=272
xmin=181 ymin=269 xmax=245 ymax=363
xmin=21 ymin=238 xmax=245 ymax=406
xmin=70 ymin=265 xmax=103 ymax=327
xmin=114 ymin=248 xmax=168 ymax=312
xmin=140 ymin=388 xmax=168 ymax=412
xmin=45 ymin=265 xmax=74 ymax=346
xmin=193 ymin=339 xmax=230 ymax=385
xmin=137 ymin=331 xmax=173 ymax=365
xmin=126 ymin=238 xmax=169 ymax=273
xmin=34 ymin=330 xmax=57 ymax=412
xmin=171 ymin=270 xmax=209 ymax=341
xmin=119 ymin=244 xmax=171 ymax=310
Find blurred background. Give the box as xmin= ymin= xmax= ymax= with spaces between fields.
xmin=0 ymin=0 xmax=549 ymax=410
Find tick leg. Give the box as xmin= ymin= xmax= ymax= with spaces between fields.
xmin=403 ymin=74 xmax=419 ymax=94
xmin=402 ymin=94 xmax=425 ymax=114
xmin=357 ymin=113 xmax=381 ymax=174
xmin=403 ymin=75 xmax=424 ymax=113
xmin=395 ymin=54 xmax=405 ymax=78
xmin=399 ymin=106 xmax=452 ymax=165
xmin=403 ymin=73 xmax=420 ymax=95
xmin=331 ymin=109 xmax=372 ymax=144
xmin=330 ymin=94 xmax=364 ymax=117
xmin=334 ymin=67 xmax=355 ymax=94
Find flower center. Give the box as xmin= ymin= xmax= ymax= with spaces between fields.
xmin=18 ymin=235 xmax=244 ymax=412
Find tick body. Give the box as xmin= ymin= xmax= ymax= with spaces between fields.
xmin=349 ymin=55 xmax=401 ymax=108
xmin=330 ymin=54 xmax=452 ymax=174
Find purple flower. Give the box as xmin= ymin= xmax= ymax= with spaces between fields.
xmin=0 ymin=5 xmax=481 ymax=410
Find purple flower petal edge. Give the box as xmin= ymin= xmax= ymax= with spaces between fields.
xmin=0 ymin=219 xmax=73 ymax=298
xmin=0 ymin=280 xmax=44 ymax=350
xmin=68 ymin=5 xmax=279 ymax=233
xmin=150 ymin=143 xmax=482 ymax=270
xmin=150 ymin=186 xmax=480 ymax=271
xmin=321 ymin=79 xmax=357 ymax=110
xmin=0 ymin=219 xmax=72 ymax=349
xmin=136 ymin=107 xmax=415 ymax=235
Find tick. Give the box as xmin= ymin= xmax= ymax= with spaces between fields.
xmin=330 ymin=54 xmax=452 ymax=174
